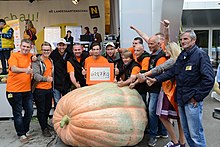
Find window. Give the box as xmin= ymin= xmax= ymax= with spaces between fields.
xmin=194 ymin=30 xmax=209 ymax=54
xmin=212 ymin=30 xmax=220 ymax=68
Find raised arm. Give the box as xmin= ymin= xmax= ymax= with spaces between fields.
xmin=161 ymin=19 xmax=170 ymax=46
xmin=130 ymin=25 xmax=149 ymax=43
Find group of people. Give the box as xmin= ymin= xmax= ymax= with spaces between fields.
xmin=2 ymin=17 xmax=215 ymax=147
xmin=63 ymin=26 xmax=102 ymax=54
xmin=83 ymin=26 xmax=102 ymax=43
xmin=126 ymin=20 xmax=214 ymax=147
xmin=4 ymin=34 xmax=107 ymax=143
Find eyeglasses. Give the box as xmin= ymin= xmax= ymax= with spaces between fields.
xmin=42 ymin=50 xmax=51 ymax=52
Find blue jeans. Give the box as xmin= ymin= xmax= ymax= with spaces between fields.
xmin=0 ymin=50 xmax=11 ymax=73
xmin=178 ymin=101 xmax=206 ymax=147
xmin=6 ymin=91 xmax=33 ymax=136
xmin=33 ymin=89 xmax=53 ymax=131
xmin=148 ymin=92 xmax=167 ymax=138
xmin=53 ymin=88 xmax=62 ymax=108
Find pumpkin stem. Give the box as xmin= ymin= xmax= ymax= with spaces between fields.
xmin=60 ymin=115 xmax=70 ymax=128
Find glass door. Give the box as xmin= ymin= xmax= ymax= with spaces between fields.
xmin=194 ymin=30 xmax=209 ymax=54
xmin=212 ymin=30 xmax=220 ymax=68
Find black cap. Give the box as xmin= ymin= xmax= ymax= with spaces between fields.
xmin=0 ymin=19 xmax=6 ymax=24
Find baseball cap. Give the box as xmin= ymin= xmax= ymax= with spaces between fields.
xmin=105 ymin=42 xmax=115 ymax=48
xmin=0 ymin=19 xmax=6 ymax=24
xmin=57 ymin=38 xmax=67 ymax=45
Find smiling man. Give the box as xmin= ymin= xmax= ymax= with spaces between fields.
xmin=82 ymin=42 xmax=109 ymax=83
xmin=6 ymin=39 xmax=33 ymax=143
xmin=104 ymin=42 xmax=123 ymax=81
xmin=50 ymin=38 xmax=71 ymax=108
xmin=84 ymin=42 xmax=108 ymax=68
xmin=147 ymin=30 xmax=215 ymax=147
xmin=67 ymin=43 xmax=89 ymax=88
xmin=146 ymin=35 xmax=167 ymax=147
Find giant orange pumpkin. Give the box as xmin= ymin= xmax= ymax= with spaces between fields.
xmin=53 ymin=82 xmax=147 ymax=146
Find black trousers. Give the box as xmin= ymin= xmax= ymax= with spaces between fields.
xmin=33 ymin=88 xmax=53 ymax=131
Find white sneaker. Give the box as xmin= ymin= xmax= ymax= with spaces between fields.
xmin=148 ymin=137 xmax=157 ymax=147
xmin=164 ymin=141 xmax=174 ymax=147
xmin=156 ymin=134 xmax=169 ymax=139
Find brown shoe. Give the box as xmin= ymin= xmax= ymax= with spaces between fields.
xmin=42 ymin=128 xmax=52 ymax=137
xmin=19 ymin=135 xmax=29 ymax=143
xmin=26 ymin=131 xmax=33 ymax=140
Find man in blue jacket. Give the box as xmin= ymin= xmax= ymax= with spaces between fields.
xmin=147 ymin=30 xmax=215 ymax=147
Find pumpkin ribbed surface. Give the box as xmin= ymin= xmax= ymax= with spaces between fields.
xmin=53 ymin=82 xmax=147 ymax=146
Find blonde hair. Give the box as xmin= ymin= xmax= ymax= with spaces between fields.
xmin=166 ymin=42 xmax=181 ymax=60
xmin=122 ymin=50 xmax=133 ymax=59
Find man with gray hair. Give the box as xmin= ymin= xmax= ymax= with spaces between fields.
xmin=147 ymin=30 xmax=215 ymax=147
xmin=146 ymin=35 xmax=167 ymax=147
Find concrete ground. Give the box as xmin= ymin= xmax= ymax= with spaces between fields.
xmin=0 ymin=94 xmax=219 ymax=147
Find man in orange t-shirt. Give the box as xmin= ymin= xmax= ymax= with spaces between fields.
xmin=6 ymin=39 xmax=34 ymax=143
xmin=32 ymin=41 xmax=53 ymax=137
xmin=84 ymin=42 xmax=108 ymax=69
xmin=134 ymin=44 xmax=150 ymax=71
xmin=130 ymin=44 xmax=150 ymax=101
xmin=82 ymin=42 xmax=109 ymax=84
xmin=67 ymin=43 xmax=89 ymax=88
xmin=127 ymin=37 xmax=144 ymax=55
